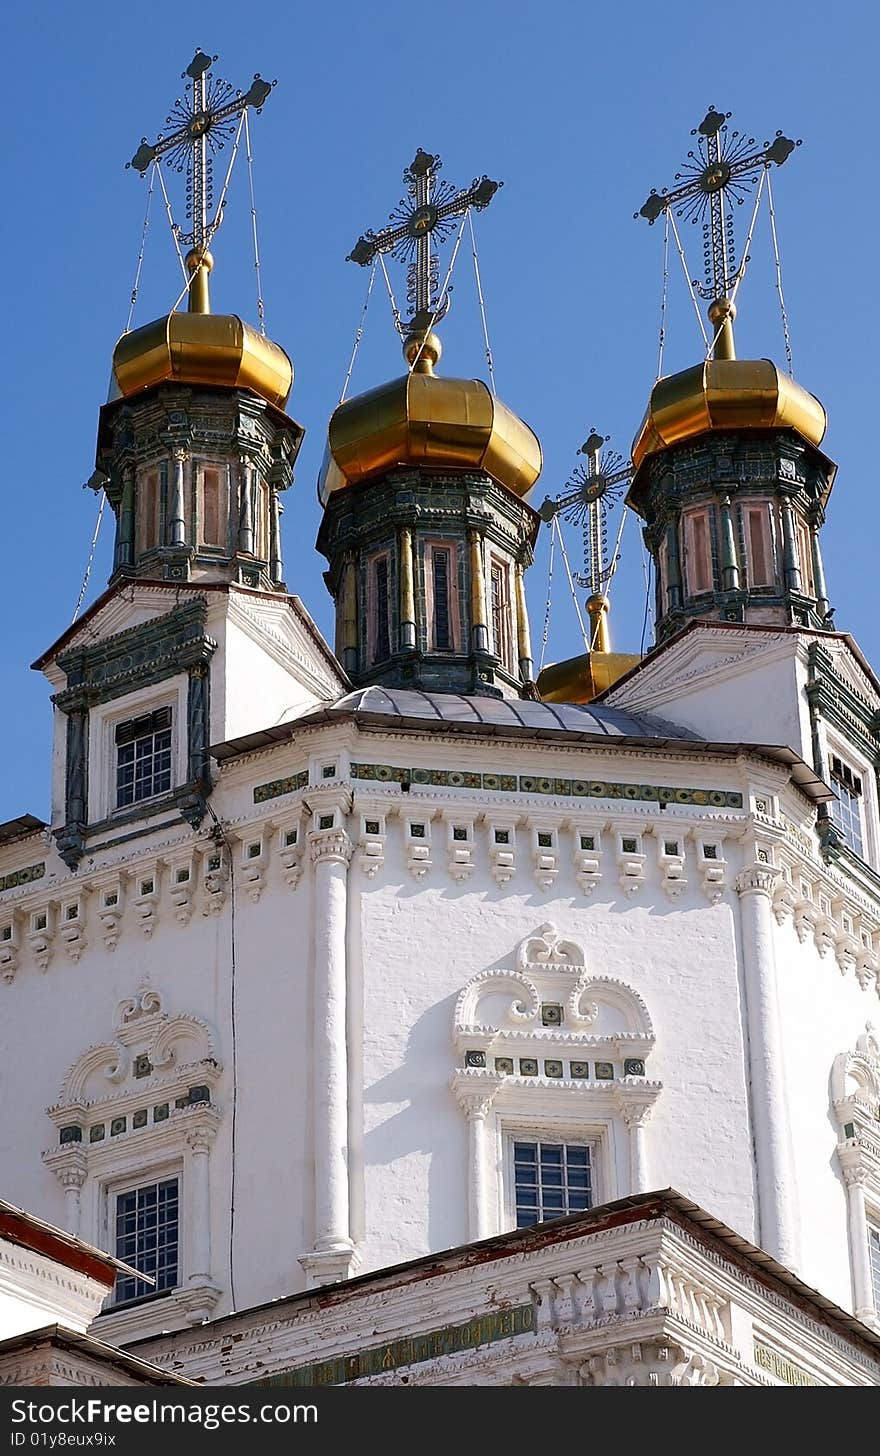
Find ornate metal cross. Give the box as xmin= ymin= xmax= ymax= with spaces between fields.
xmin=539 ymin=432 xmax=632 ymax=596
xmin=347 ymin=149 xmax=501 ymax=333
xmin=636 ymin=106 xmax=799 ymax=312
xmin=128 ymin=49 xmax=274 ymax=257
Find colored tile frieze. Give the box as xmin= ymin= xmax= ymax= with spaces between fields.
xmin=0 ymin=862 xmax=46 ymax=895
xmin=250 ymin=763 xmax=744 ymax=809
xmin=253 ymin=770 xmax=309 ymax=804
xmin=257 ymin=1303 xmax=535 ymax=1386
xmin=350 ymin=763 xmax=742 ymax=808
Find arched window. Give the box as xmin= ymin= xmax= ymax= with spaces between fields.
xmin=42 ymin=983 xmax=223 ymax=1336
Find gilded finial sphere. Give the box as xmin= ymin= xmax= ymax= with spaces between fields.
xmin=184 ymin=248 xmax=214 ymax=275
xmin=708 ymin=296 xmax=736 ymax=326
xmin=403 ymin=329 xmax=442 ymax=373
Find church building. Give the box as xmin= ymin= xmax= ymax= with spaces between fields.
xmin=1 ymin=60 xmax=880 ymax=1387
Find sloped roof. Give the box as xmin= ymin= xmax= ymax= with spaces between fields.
xmin=328 ymin=686 xmax=703 ymax=740
xmin=210 ymin=684 xmax=831 ymax=804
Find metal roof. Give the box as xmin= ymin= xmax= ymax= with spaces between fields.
xmin=126 ymin=1189 xmax=880 ymax=1365
xmin=210 ymin=686 xmax=832 ymax=804
xmin=0 ymin=814 xmax=46 ymax=845
xmin=327 ymin=686 xmax=703 ymax=739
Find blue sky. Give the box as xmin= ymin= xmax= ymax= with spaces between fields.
xmin=0 ymin=1 xmax=875 ymax=820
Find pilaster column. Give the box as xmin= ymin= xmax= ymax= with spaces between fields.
xmin=665 ymin=522 xmax=682 ymax=611
xmin=780 ymin=499 xmax=801 ymax=594
xmin=65 ymin=709 xmax=88 ymax=828
xmin=452 ymin=1074 xmax=503 ymax=1241
xmin=399 ymin=526 xmax=416 ymax=651
xmin=620 ymin=1100 xmax=654 ymax=1195
xmin=515 ymin=562 xmax=533 ymax=682
xmin=185 ymin=1122 xmax=217 ymax=1282
xmin=43 ymin=1148 xmax=87 ymax=1238
xmin=114 ymin=464 xmax=135 ymax=570
xmin=839 ymin=1146 xmax=875 ymax=1322
xmin=168 ymin=447 xmax=187 ymax=547
xmin=302 ymin=819 xmax=357 ymax=1285
xmin=810 ymin=521 xmax=830 ymax=620
xmin=269 ymin=488 xmax=284 ymax=582
xmin=719 ymin=496 xmax=740 ymax=592
xmin=238 ymin=457 xmax=255 ymax=555
xmin=735 ymin=864 xmax=799 ymax=1269
xmin=61 ymin=1167 xmax=87 ymax=1239
xmin=186 ymin=661 xmax=211 ymax=796
xmin=469 ymin=530 xmax=490 ymax=654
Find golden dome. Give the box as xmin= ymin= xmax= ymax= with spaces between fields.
xmin=111 ymin=254 xmax=293 ymax=410
xmin=631 ymin=357 xmax=826 ymax=473
xmin=537 ymin=651 xmax=641 ymax=705
xmin=319 ymin=329 xmax=542 ymax=505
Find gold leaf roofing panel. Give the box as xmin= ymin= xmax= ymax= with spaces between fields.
xmin=112 ymin=311 xmax=293 ymax=409
xmin=631 ymin=358 xmax=826 ymax=473
xmin=320 ymin=370 xmax=542 ymax=505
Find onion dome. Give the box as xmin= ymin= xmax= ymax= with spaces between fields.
xmin=631 ymin=353 xmax=826 ymax=476
xmin=111 ymin=250 xmax=293 ymax=410
xmin=318 ymin=327 xmax=542 ymax=506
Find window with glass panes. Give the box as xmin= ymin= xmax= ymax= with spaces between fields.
xmin=490 ymin=561 xmax=510 ymax=667
xmin=869 ymin=1222 xmax=880 ymax=1313
xmin=372 ymin=556 xmax=390 ymax=662
xmin=113 ymin=1177 xmax=179 ymax=1304
xmin=115 ymin=707 xmax=173 ymax=808
xmin=432 ymin=547 xmax=452 ymax=650
xmin=512 ymin=1140 xmax=593 ymax=1227
xmin=829 ymin=753 xmax=865 ymax=858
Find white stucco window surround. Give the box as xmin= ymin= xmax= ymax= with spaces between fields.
xmin=87 ymin=678 xmax=188 ymax=824
xmin=451 ymin=923 xmax=661 ymax=1242
xmin=404 ymin=811 xmax=434 ymax=880
xmin=616 ymin=829 xmax=647 ymax=896
xmin=354 ymin=802 xmax=387 ymax=880
xmin=824 ymin=733 xmax=877 ymax=868
xmin=443 ymin=810 xmax=476 ymax=882
xmin=41 ymin=983 xmax=223 ymax=1338
xmin=832 ymin=1025 xmax=880 ymax=1328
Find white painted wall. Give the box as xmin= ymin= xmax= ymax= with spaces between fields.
xmin=5 ymin=600 xmax=880 ymax=1349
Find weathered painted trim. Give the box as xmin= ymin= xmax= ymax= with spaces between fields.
xmin=256 ymin=1302 xmax=535 ymax=1386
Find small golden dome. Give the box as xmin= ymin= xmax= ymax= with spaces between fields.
xmin=112 ymin=311 xmax=293 ymax=409
xmin=319 ymin=331 xmax=542 ymax=505
xmin=111 ymin=252 xmax=292 ymax=410
xmin=631 ymin=357 xmax=826 ymax=472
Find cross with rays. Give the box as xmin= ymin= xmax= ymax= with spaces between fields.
xmin=347 ymin=149 xmax=501 ymax=333
xmin=539 ymin=432 xmax=632 ymax=596
xmin=128 ymin=49 xmax=274 ymax=257
xmin=636 ymin=106 xmax=799 ymax=315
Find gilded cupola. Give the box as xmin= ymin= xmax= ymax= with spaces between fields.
xmin=627 ymin=106 xmax=837 ymax=642
xmin=319 ymin=327 xmax=541 ymax=504
xmin=316 ymin=148 xmax=541 ymax=699
xmin=112 ymin=249 xmax=294 ymax=410
xmin=93 ymin=49 xmax=303 ymax=597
